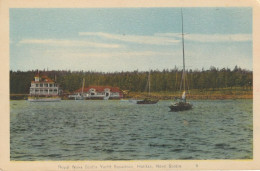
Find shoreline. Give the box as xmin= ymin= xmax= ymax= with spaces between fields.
xmin=125 ymin=89 xmax=253 ymax=100
xmin=126 ymin=94 xmax=252 ymax=100
xmin=10 ymin=90 xmax=252 ymax=100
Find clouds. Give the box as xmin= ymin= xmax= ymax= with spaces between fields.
xmin=10 ymin=8 xmax=253 ymax=71
xmin=79 ymin=32 xmax=252 ymax=44
xmin=12 ymin=31 xmax=252 ymax=71
xmin=17 ymin=32 xmax=252 ymax=50
xmin=185 ymin=33 xmax=251 ymax=42
xmin=78 ymin=32 xmax=252 ymax=46
xmin=78 ymin=32 xmax=180 ymax=45
xmin=18 ymin=39 xmax=121 ymax=48
xmin=155 ymin=33 xmax=252 ymax=42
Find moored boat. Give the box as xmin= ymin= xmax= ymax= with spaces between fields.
xmin=169 ymin=9 xmax=192 ymax=112
xmin=169 ymin=96 xmax=192 ymax=111
xmin=68 ymin=78 xmax=85 ymax=100
xmin=137 ymin=98 xmax=159 ymax=104
xmin=137 ymin=71 xmax=159 ymax=105
xmin=28 ymin=96 xmax=61 ymax=102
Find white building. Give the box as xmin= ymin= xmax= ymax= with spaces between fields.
xmin=69 ymin=86 xmax=123 ymax=100
xmin=29 ymin=74 xmax=61 ymax=96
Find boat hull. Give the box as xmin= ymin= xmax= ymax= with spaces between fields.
xmin=169 ymin=102 xmax=192 ymax=112
xmin=28 ymin=96 xmax=61 ymax=102
xmin=137 ymin=99 xmax=159 ymax=104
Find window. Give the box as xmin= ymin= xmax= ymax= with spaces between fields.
xmin=50 ymin=84 xmax=53 ymax=87
xmin=44 ymin=84 xmax=48 ymax=87
xmin=40 ymin=84 xmax=43 ymax=87
xmin=36 ymin=84 xmax=38 ymax=87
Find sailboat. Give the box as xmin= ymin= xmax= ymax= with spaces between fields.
xmin=169 ymin=9 xmax=192 ymax=112
xmin=137 ymin=70 xmax=159 ymax=104
xmin=73 ymin=78 xmax=85 ymax=100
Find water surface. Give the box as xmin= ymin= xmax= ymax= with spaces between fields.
xmin=10 ymin=100 xmax=253 ymax=160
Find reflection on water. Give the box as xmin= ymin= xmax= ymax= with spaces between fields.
xmin=10 ymin=100 xmax=252 ymax=160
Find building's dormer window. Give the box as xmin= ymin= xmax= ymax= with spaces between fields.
xmin=34 ymin=77 xmax=39 ymax=82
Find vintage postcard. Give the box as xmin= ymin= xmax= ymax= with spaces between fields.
xmin=1 ymin=0 xmax=260 ymax=170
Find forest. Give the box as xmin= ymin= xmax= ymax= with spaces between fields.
xmin=10 ymin=66 xmax=252 ymax=95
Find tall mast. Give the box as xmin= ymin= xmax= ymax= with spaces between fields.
xmin=181 ymin=9 xmax=186 ymax=92
xmin=148 ymin=70 xmax=151 ymax=96
xmin=81 ymin=78 xmax=85 ymax=94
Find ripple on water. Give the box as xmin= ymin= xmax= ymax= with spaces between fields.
xmin=10 ymin=100 xmax=253 ymax=160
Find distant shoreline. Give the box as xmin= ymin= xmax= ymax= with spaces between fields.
xmin=126 ymin=90 xmax=252 ymax=100
xmin=10 ymin=89 xmax=252 ymax=100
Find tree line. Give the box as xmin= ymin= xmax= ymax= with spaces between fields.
xmin=10 ymin=66 xmax=252 ymax=94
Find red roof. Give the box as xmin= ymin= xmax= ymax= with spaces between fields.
xmin=74 ymin=86 xmax=121 ymax=93
xmin=31 ymin=75 xmax=55 ymax=83
xmin=41 ymin=75 xmax=54 ymax=82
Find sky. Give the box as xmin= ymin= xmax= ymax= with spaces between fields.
xmin=10 ymin=8 xmax=252 ymax=72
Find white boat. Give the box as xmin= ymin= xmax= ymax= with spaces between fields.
xmin=68 ymin=93 xmax=84 ymax=100
xmin=28 ymin=72 xmax=61 ymax=102
xmin=28 ymin=96 xmax=61 ymax=102
xmin=69 ymin=78 xmax=85 ymax=100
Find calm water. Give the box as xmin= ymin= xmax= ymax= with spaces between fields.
xmin=10 ymin=100 xmax=253 ymax=160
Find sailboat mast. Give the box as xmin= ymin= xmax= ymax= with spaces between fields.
xmin=181 ymin=9 xmax=186 ymax=92
xmin=81 ymin=78 xmax=85 ymax=94
xmin=148 ymin=70 xmax=151 ymax=96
